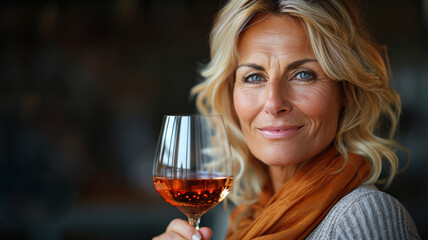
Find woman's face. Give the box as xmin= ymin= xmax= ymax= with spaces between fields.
xmin=233 ymin=14 xmax=342 ymax=167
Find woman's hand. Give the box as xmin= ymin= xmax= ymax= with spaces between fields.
xmin=153 ymin=218 xmax=213 ymax=240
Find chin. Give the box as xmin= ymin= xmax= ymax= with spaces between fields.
xmin=255 ymin=150 xmax=304 ymax=167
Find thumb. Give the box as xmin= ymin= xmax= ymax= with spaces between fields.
xmin=198 ymin=227 xmax=213 ymax=240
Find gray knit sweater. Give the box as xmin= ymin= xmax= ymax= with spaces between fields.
xmin=307 ymin=185 xmax=420 ymax=239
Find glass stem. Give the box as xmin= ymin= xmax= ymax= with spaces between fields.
xmin=188 ymin=216 xmax=201 ymax=230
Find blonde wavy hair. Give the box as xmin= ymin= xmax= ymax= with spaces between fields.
xmin=191 ymin=0 xmax=408 ymax=205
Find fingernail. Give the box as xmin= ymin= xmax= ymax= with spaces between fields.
xmin=192 ymin=232 xmax=202 ymax=240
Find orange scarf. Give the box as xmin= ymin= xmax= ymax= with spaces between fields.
xmin=227 ymin=146 xmax=371 ymax=240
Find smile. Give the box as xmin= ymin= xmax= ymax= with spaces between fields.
xmin=257 ymin=125 xmax=303 ymax=139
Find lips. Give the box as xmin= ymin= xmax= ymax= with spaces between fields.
xmin=257 ymin=125 xmax=303 ymax=139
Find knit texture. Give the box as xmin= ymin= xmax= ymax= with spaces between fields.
xmin=307 ymin=185 xmax=420 ymax=239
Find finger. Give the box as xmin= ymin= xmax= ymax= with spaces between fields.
xmin=166 ymin=218 xmax=201 ymax=240
xmin=152 ymin=231 xmax=187 ymax=240
xmin=199 ymin=227 xmax=213 ymax=240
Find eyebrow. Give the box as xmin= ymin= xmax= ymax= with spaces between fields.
xmin=235 ymin=58 xmax=318 ymax=72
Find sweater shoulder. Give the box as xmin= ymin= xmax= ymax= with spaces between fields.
xmin=307 ymin=185 xmax=420 ymax=239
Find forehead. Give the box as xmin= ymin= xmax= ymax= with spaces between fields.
xmin=237 ymin=13 xmax=312 ymax=59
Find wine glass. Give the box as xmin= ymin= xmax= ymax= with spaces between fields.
xmin=153 ymin=115 xmax=233 ymax=230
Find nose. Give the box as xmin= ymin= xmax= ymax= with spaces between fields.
xmin=263 ymin=81 xmax=292 ymax=117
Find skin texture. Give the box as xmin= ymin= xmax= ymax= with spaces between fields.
xmin=233 ymin=14 xmax=342 ymax=192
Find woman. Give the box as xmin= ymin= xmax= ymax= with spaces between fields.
xmin=154 ymin=0 xmax=420 ymax=239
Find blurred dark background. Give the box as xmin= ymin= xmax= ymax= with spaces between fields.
xmin=0 ymin=0 xmax=427 ymax=239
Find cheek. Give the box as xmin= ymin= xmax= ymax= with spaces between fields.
xmin=298 ymin=83 xmax=341 ymax=133
xmin=233 ymin=88 xmax=260 ymax=126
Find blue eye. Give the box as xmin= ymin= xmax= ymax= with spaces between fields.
xmin=243 ymin=74 xmax=265 ymax=83
xmin=294 ymin=71 xmax=317 ymax=81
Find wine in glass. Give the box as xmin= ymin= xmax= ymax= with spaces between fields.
xmin=153 ymin=115 xmax=233 ymax=230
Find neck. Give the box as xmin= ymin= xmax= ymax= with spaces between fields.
xmin=268 ymin=165 xmax=300 ymax=193
xmin=268 ymin=145 xmax=336 ymax=192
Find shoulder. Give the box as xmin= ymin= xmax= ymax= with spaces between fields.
xmin=307 ymin=185 xmax=420 ymax=240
